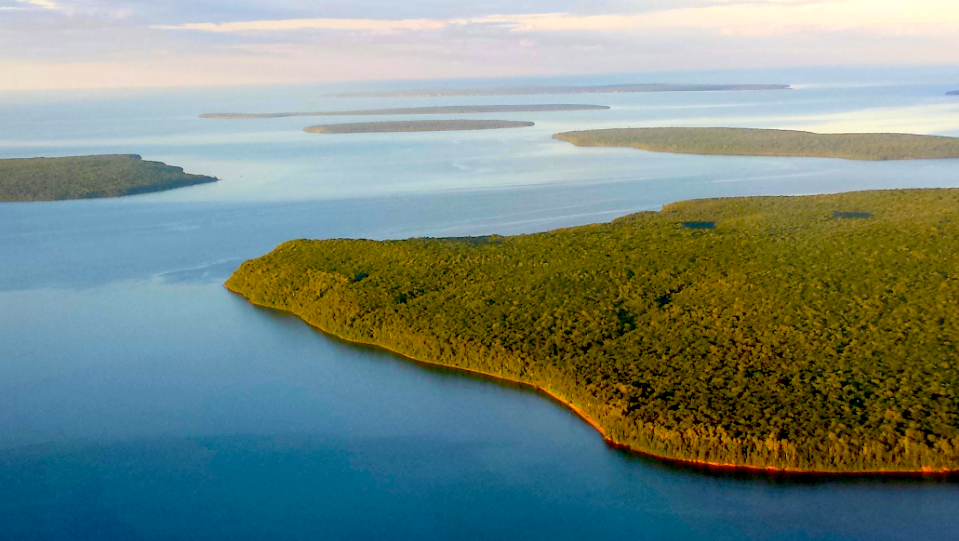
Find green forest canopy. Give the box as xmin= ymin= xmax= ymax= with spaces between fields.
xmin=0 ymin=154 xmax=217 ymax=202
xmin=553 ymin=127 xmax=959 ymax=161
xmin=227 ymin=189 xmax=959 ymax=473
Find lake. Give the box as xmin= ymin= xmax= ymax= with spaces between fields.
xmin=3 ymin=67 xmax=959 ymax=540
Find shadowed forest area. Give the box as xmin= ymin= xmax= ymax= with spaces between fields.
xmin=0 ymin=155 xmax=216 ymax=202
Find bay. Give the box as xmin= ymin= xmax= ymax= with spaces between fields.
xmin=3 ymin=67 xmax=959 ymax=540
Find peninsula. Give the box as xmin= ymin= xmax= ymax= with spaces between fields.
xmin=227 ymin=189 xmax=959 ymax=474
xmin=0 ymin=154 xmax=216 ymax=202
xmin=201 ymin=104 xmax=609 ymax=119
xmin=335 ymin=84 xmax=789 ymax=98
xmin=553 ymin=127 xmax=959 ymax=161
xmin=304 ymin=120 xmax=534 ymax=134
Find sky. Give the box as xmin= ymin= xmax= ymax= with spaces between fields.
xmin=1 ymin=0 xmax=958 ymax=91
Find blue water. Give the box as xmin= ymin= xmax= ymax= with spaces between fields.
xmin=3 ymin=67 xmax=959 ymax=540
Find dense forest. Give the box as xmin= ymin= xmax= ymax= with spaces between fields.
xmin=554 ymin=128 xmax=959 ymax=161
xmin=227 ymin=189 xmax=959 ymax=473
xmin=0 ymin=154 xmax=216 ymax=202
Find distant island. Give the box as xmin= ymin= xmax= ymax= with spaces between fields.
xmin=201 ymin=104 xmax=609 ymax=119
xmin=0 ymin=154 xmax=216 ymax=202
xmin=334 ymin=84 xmax=790 ymax=98
xmin=948 ymin=91 xmax=959 ymax=96
xmin=227 ymin=189 xmax=959 ymax=474
xmin=304 ymin=120 xmax=534 ymax=134
xmin=554 ymin=127 xmax=959 ymax=161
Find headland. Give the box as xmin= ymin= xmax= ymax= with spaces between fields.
xmin=226 ymin=188 xmax=959 ymax=474
xmin=0 ymin=154 xmax=217 ymax=202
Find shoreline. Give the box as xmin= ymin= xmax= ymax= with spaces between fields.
xmin=0 ymin=154 xmax=217 ymax=202
xmin=225 ymin=284 xmax=957 ymax=479
xmin=553 ymin=127 xmax=959 ymax=161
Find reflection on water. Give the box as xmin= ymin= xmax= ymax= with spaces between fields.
xmin=4 ymin=68 xmax=959 ymax=540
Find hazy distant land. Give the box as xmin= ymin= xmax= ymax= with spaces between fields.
xmin=304 ymin=120 xmax=534 ymax=134
xmin=948 ymin=91 xmax=959 ymax=96
xmin=202 ymin=104 xmax=609 ymax=119
xmin=334 ymin=83 xmax=789 ymax=98
xmin=554 ymin=127 xmax=959 ymax=161
xmin=0 ymin=154 xmax=217 ymax=202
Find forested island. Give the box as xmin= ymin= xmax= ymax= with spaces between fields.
xmin=227 ymin=189 xmax=959 ymax=474
xmin=304 ymin=120 xmax=534 ymax=134
xmin=554 ymin=128 xmax=959 ymax=161
xmin=202 ymin=104 xmax=608 ymax=119
xmin=0 ymin=154 xmax=216 ymax=202
xmin=336 ymin=84 xmax=790 ymax=98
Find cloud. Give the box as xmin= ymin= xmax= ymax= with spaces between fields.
xmin=154 ymin=17 xmax=446 ymax=33
xmin=153 ymin=0 xmax=959 ymax=37
xmin=0 ymin=0 xmax=60 ymax=9
xmin=24 ymin=0 xmax=59 ymax=7
xmin=5 ymin=0 xmax=959 ymax=91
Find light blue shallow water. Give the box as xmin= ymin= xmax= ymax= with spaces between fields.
xmin=3 ymin=68 xmax=959 ymax=540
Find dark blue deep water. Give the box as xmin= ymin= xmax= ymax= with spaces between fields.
xmin=3 ymin=68 xmax=959 ymax=540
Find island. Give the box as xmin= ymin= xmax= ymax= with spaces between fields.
xmin=201 ymin=104 xmax=609 ymax=119
xmin=948 ymin=91 xmax=959 ymax=96
xmin=334 ymin=84 xmax=789 ymax=98
xmin=304 ymin=120 xmax=534 ymax=134
xmin=227 ymin=189 xmax=959 ymax=474
xmin=553 ymin=127 xmax=959 ymax=161
xmin=0 ymin=154 xmax=217 ymax=202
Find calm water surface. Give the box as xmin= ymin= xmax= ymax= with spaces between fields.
xmin=3 ymin=68 xmax=959 ymax=540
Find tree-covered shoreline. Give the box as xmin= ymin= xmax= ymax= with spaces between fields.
xmin=554 ymin=128 xmax=959 ymax=161
xmin=0 ymin=154 xmax=216 ymax=202
xmin=227 ymin=189 xmax=959 ymax=473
